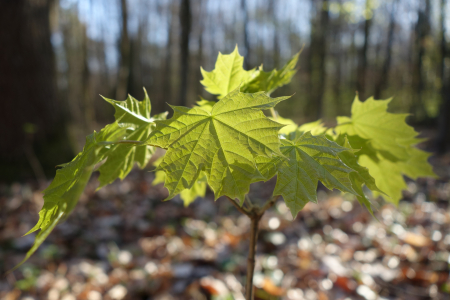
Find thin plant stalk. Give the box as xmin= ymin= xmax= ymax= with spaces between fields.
xmin=227 ymin=196 xmax=279 ymax=300
xmin=246 ymin=213 xmax=261 ymax=300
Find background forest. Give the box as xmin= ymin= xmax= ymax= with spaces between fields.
xmin=2 ymin=1 xmax=450 ymax=300
xmin=1 ymin=0 xmax=450 ymax=181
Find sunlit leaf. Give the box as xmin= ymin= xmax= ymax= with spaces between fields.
xmin=152 ymin=158 xmax=207 ymax=206
xmin=298 ymin=119 xmax=328 ymax=135
xmin=200 ymin=46 xmax=257 ymax=99
xmin=336 ymin=96 xmax=416 ymax=160
xmin=13 ymin=91 xmax=166 ymax=270
xmin=98 ymin=90 xmax=167 ymax=188
xmin=336 ymin=95 xmax=436 ymax=204
xmin=256 ymin=132 xmax=358 ymax=217
xmin=146 ymin=88 xmax=289 ymax=203
xmin=335 ymin=135 xmax=383 ymax=214
xmin=11 ymin=123 xmax=125 ymax=271
xmin=241 ymin=51 xmax=300 ymax=95
xmin=274 ymin=116 xmax=298 ymax=136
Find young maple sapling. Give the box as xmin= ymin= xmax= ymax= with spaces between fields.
xmin=11 ymin=47 xmax=436 ymax=300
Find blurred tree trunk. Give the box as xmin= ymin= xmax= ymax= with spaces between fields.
xmin=128 ymin=24 xmax=144 ymax=99
xmin=437 ymin=0 xmax=450 ymax=153
xmin=306 ymin=0 xmax=329 ymax=119
xmin=270 ymin=0 xmax=280 ymax=69
xmin=241 ymin=0 xmax=251 ymax=69
xmin=0 ymin=0 xmax=70 ymax=180
xmin=331 ymin=1 xmax=343 ymax=115
xmin=195 ymin=0 xmax=205 ymax=98
xmin=179 ymin=0 xmax=191 ymax=107
xmin=411 ymin=0 xmax=430 ymax=120
xmin=82 ymin=27 xmax=95 ymax=134
xmin=356 ymin=0 xmax=373 ymax=101
xmin=62 ymin=11 xmax=93 ymax=150
xmin=374 ymin=0 xmax=397 ymax=99
xmin=156 ymin=1 xmax=174 ymax=113
xmin=116 ymin=0 xmax=130 ymax=100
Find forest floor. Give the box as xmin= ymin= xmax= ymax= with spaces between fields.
xmin=1 ymin=152 xmax=450 ymax=300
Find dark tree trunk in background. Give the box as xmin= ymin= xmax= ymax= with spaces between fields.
xmin=0 ymin=0 xmax=70 ymax=181
xmin=437 ymin=0 xmax=450 ymax=153
xmin=116 ymin=0 xmax=130 ymax=100
xmin=374 ymin=0 xmax=397 ymax=99
xmin=411 ymin=0 xmax=430 ymax=120
xmin=331 ymin=0 xmax=343 ymax=115
xmin=196 ymin=0 xmax=205 ymax=98
xmin=62 ymin=13 xmax=93 ymax=150
xmin=356 ymin=0 xmax=372 ymax=101
xmin=82 ymin=27 xmax=95 ymax=134
xmin=241 ymin=0 xmax=251 ymax=70
xmin=128 ymin=25 xmax=144 ymax=99
xmin=157 ymin=1 xmax=175 ymax=113
xmin=179 ymin=0 xmax=192 ymax=107
xmin=307 ymin=0 xmax=329 ymax=120
xmin=270 ymin=0 xmax=280 ymax=69
xmin=196 ymin=34 xmax=204 ymax=97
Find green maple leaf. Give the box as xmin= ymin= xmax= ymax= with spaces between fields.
xmin=146 ymin=88 xmax=289 ymax=203
xmin=298 ymin=120 xmax=329 ymax=136
xmin=273 ymin=116 xmax=299 ymax=136
xmin=357 ymin=145 xmax=436 ymax=204
xmin=12 ymin=90 xmax=166 ymax=271
xmin=336 ymin=95 xmax=436 ymax=204
xmin=11 ymin=123 xmax=125 ymax=272
xmin=104 ymin=88 xmax=153 ymax=127
xmin=152 ymin=159 xmax=207 ymax=207
xmin=201 ymin=47 xmax=300 ymax=99
xmin=256 ymin=132 xmax=358 ymax=217
xmin=200 ymin=46 xmax=257 ymax=99
xmin=399 ymin=147 xmax=435 ymax=180
xmin=335 ymin=135 xmax=384 ymax=214
xmin=195 ymin=98 xmax=216 ymax=113
xmin=358 ymin=153 xmax=406 ymax=203
xmin=275 ymin=118 xmax=329 ymax=140
xmin=336 ymin=96 xmax=417 ymax=160
xmin=178 ymin=176 xmax=207 ymax=206
xmin=98 ymin=90 xmax=166 ymax=188
xmin=241 ymin=51 xmax=300 ymax=95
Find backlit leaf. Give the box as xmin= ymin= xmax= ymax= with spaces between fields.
xmin=336 ymin=96 xmax=416 ymax=160
xmin=13 ymin=91 xmax=165 ymax=271
xmin=241 ymin=51 xmax=300 ymax=95
xmin=336 ymin=95 xmax=436 ymax=204
xmin=12 ymin=123 xmax=125 ymax=271
xmin=153 ymin=158 xmax=207 ymax=207
xmin=335 ymin=135 xmax=383 ymax=214
xmin=200 ymin=46 xmax=257 ymax=99
xmin=98 ymin=90 xmax=166 ymax=188
xmin=146 ymin=88 xmax=289 ymax=203
xmin=256 ymin=132 xmax=358 ymax=217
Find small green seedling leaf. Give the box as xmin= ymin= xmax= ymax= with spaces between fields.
xmin=336 ymin=95 xmax=417 ymax=160
xmin=335 ymin=135 xmax=384 ymax=214
xmin=153 ymin=158 xmax=207 ymax=206
xmin=336 ymin=95 xmax=437 ymax=204
xmin=241 ymin=51 xmax=300 ymax=95
xmin=256 ymin=132 xmax=359 ymax=217
xmin=146 ymin=88 xmax=289 ymax=203
xmin=200 ymin=46 xmax=257 ymax=99
xmin=10 ymin=123 xmax=125 ymax=272
xmin=12 ymin=91 xmax=165 ymax=271
xmin=98 ymin=90 xmax=166 ymax=188
xmin=201 ymin=47 xmax=300 ymax=99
